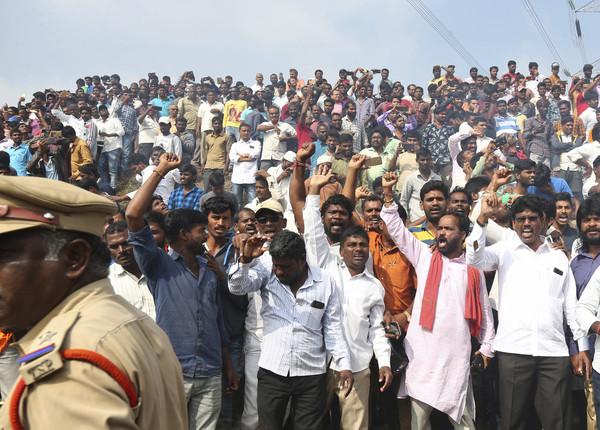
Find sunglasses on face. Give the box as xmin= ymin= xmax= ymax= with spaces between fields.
xmin=514 ymin=216 xmax=540 ymax=223
xmin=256 ymin=215 xmax=281 ymax=224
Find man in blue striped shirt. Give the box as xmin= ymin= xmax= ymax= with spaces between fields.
xmin=494 ymin=100 xmax=522 ymax=144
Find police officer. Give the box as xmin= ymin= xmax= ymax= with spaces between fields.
xmin=0 ymin=175 xmax=187 ymax=429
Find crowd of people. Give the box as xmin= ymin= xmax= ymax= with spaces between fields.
xmin=2 ymin=60 xmax=600 ymax=430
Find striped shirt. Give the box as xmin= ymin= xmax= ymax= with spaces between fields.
xmin=408 ymin=221 xmax=436 ymax=245
xmin=494 ymin=114 xmax=520 ymax=137
xmin=228 ymin=260 xmax=352 ymax=377
xmin=108 ymin=263 xmax=156 ymax=320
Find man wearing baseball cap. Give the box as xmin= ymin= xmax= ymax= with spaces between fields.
xmin=0 ymin=176 xmax=187 ymax=428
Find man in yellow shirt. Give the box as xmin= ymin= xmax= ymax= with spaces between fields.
xmin=223 ymin=87 xmax=248 ymax=142
xmin=63 ymin=125 xmax=93 ymax=182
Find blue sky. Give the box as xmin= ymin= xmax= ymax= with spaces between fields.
xmin=3 ymin=0 xmax=599 ymax=104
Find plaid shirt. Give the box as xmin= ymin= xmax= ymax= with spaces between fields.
xmin=114 ymin=100 xmax=138 ymax=135
xmin=168 ymin=185 xmax=205 ymax=211
xmin=421 ymin=122 xmax=454 ymax=165
xmin=342 ymin=116 xmax=369 ymax=153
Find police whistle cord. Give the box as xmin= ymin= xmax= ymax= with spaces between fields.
xmin=9 ymin=349 xmax=138 ymax=430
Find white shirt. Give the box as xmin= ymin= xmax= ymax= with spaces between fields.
xmin=399 ymin=170 xmax=441 ymax=221
xmin=580 ymin=107 xmax=598 ymax=135
xmin=97 ymin=117 xmax=125 ymax=152
xmin=138 ymin=115 xmax=159 ymax=144
xmin=303 ymin=194 xmax=390 ymax=372
xmin=229 ymin=139 xmax=261 ymax=184
xmin=273 ymin=96 xmax=288 ymax=110
xmin=108 ymin=263 xmax=156 ymax=320
xmin=197 ymin=101 xmax=224 ymax=133
xmin=228 ymin=260 xmax=352 ymax=377
xmin=154 ymin=134 xmax=182 ymax=158
xmin=576 ymin=269 xmax=600 ymax=372
xmin=0 ymin=138 xmax=14 ymax=152
xmin=127 ymin=165 xmax=180 ymax=205
xmin=260 ymin=121 xmax=297 ymax=161
xmin=251 ymin=83 xmax=265 ymax=93
xmin=466 ymin=223 xmax=587 ymax=356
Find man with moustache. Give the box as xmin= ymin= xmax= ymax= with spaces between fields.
xmin=303 ymin=167 xmax=392 ymax=430
xmin=203 ymin=197 xmax=247 ymax=430
xmin=105 ymin=221 xmax=156 ymax=320
xmin=381 ymin=171 xmax=495 ymax=429
xmin=570 ymin=197 xmax=600 ymax=429
xmin=231 ymin=201 xmax=287 ymax=430
xmin=467 ymin=194 xmax=590 ymax=430
xmin=408 ymin=180 xmax=448 ymax=245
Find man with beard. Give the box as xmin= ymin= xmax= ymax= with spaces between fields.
xmin=574 ymin=197 xmax=600 ymax=430
xmin=245 ymin=174 xmax=286 ymax=213
xmin=204 ymin=197 xmax=247 ymax=430
xmin=407 ymin=180 xmax=448 ymax=244
xmin=168 ymin=164 xmax=203 ymax=211
xmin=342 ymin=100 xmax=369 ymax=153
xmin=126 ymin=152 xmax=238 ymax=430
xmin=105 ymin=221 xmax=156 ymax=320
xmin=228 ymin=229 xmax=352 ymax=430
xmin=467 ymin=194 xmax=590 ymax=430
xmin=303 ymin=167 xmax=392 ymax=430
xmin=381 ymin=171 xmax=495 ymax=429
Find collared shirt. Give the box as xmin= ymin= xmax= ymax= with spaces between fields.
xmin=523 ymin=115 xmax=552 ymax=158
xmin=138 ymin=115 xmax=159 ymax=144
xmin=6 ymin=143 xmax=31 ymax=176
xmin=309 ymin=140 xmax=328 ymax=169
xmin=201 ymin=131 xmax=232 ymax=170
xmin=228 ymin=259 xmax=351 ymax=377
xmin=399 ymin=170 xmax=441 ymax=222
xmin=576 ymin=269 xmax=600 ymax=372
xmin=466 ymin=223 xmax=586 ymax=356
xmin=550 ymin=132 xmax=582 ymax=170
xmin=554 ymin=116 xmax=586 ymax=138
xmin=154 ymin=134 xmax=182 ymax=158
xmin=70 ymin=137 xmax=94 ymax=178
xmin=97 ymin=117 xmax=125 ymax=152
xmin=359 ymin=146 xmax=393 ymax=187
xmin=412 ymin=99 xmax=432 ymax=126
xmin=260 ymin=121 xmax=297 ymax=161
xmin=580 ymin=107 xmax=598 ymax=135
xmin=168 ymin=185 xmax=204 ymax=211
xmin=303 ymin=194 xmax=390 ymax=372
xmin=408 ymin=221 xmax=436 ymax=245
xmin=355 ymin=97 xmax=375 ymax=125
xmin=177 ymin=96 xmax=202 ymax=131
xmin=151 ymin=96 xmax=175 ymax=117
xmin=108 ymin=263 xmax=156 ymax=320
xmin=229 ymin=139 xmax=261 ymax=184
xmin=342 ymin=116 xmax=369 ymax=154
xmin=421 ymin=122 xmax=454 ymax=165
xmin=113 ymin=100 xmax=137 ymax=135
xmin=368 ymin=230 xmax=417 ymax=315
xmin=128 ymin=224 xmax=229 ymax=378
xmin=198 ymin=101 xmax=225 ymax=133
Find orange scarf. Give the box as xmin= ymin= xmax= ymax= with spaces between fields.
xmin=420 ymin=250 xmax=482 ymax=337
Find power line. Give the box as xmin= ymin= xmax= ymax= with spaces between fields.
xmin=522 ymin=0 xmax=569 ymax=74
xmin=407 ymin=0 xmax=485 ymax=71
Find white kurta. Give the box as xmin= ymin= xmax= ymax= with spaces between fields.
xmin=381 ymin=202 xmax=495 ymax=423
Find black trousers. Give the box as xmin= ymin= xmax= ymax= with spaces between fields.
xmin=498 ymin=352 xmax=572 ymax=430
xmin=257 ymin=367 xmax=327 ymax=430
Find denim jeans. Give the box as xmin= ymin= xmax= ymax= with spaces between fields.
xmin=218 ymin=334 xmax=244 ymax=430
xmin=225 ymin=126 xmax=240 ymax=142
xmin=98 ymin=148 xmax=122 ymax=190
xmin=120 ymin=132 xmax=134 ymax=174
xmin=231 ymin=183 xmax=256 ymax=208
xmin=183 ymin=374 xmax=222 ymax=430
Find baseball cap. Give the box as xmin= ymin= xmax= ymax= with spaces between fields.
xmin=255 ymin=200 xmax=284 ymax=217
xmin=158 ymin=116 xmax=171 ymax=125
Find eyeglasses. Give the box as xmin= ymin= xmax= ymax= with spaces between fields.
xmin=256 ymin=215 xmax=281 ymax=224
xmin=514 ymin=216 xmax=540 ymax=223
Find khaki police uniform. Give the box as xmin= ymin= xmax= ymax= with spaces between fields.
xmin=0 ymin=176 xmax=188 ymax=429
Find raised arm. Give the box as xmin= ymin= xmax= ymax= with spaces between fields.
xmin=126 ymin=152 xmax=181 ymax=232
xmin=465 ymin=195 xmax=501 ymax=270
xmin=289 ymin=142 xmax=315 ymax=234
xmin=342 ymin=154 xmax=367 ymax=207
xmin=304 ymin=166 xmax=338 ymax=268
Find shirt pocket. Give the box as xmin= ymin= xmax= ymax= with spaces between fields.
xmin=305 ymin=306 xmax=325 ymax=330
